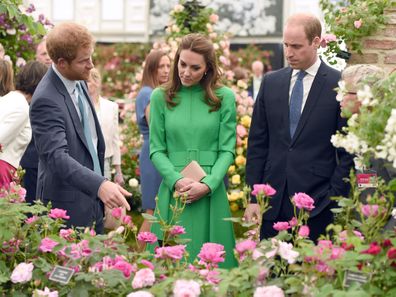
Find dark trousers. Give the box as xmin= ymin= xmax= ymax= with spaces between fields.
xmin=22 ymin=167 xmax=38 ymax=204
xmin=260 ymin=193 xmax=334 ymax=242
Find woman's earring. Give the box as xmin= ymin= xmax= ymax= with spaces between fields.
xmin=204 ymin=72 xmax=207 ymax=76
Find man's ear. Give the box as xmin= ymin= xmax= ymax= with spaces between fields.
xmin=56 ymin=58 xmax=67 ymax=69
xmin=313 ymin=36 xmax=321 ymax=48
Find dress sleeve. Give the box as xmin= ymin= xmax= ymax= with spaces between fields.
xmin=149 ymin=88 xmax=183 ymax=190
xmin=135 ymin=87 xmax=152 ymax=126
xmin=111 ymin=101 xmax=121 ymax=165
xmin=201 ymin=87 xmax=236 ymax=193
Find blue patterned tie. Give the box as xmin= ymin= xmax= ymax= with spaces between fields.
xmin=289 ymin=71 xmax=307 ymax=137
xmin=76 ymin=83 xmax=102 ymax=175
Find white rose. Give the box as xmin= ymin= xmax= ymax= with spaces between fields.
xmin=129 ymin=178 xmax=139 ymax=188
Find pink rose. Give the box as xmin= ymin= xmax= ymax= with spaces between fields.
xmin=288 ymin=217 xmax=298 ymax=227
xmin=209 ymin=13 xmax=219 ymax=24
xmin=10 ymin=262 xmax=34 ymax=283
xmin=170 ymin=225 xmax=186 ymax=235
xmin=173 ymin=279 xmax=201 ymax=297
xmin=251 ymin=184 xmax=276 ymax=197
xmin=122 ymin=215 xmax=132 ymax=225
xmin=49 ymin=208 xmax=70 ymax=220
xmin=298 ymin=225 xmax=310 ymax=238
xmin=59 ymin=229 xmax=74 ymax=241
xmin=140 ymin=259 xmax=155 ymax=270
xmin=155 ymin=245 xmax=186 ymax=260
xmin=236 ymin=239 xmax=257 ymax=255
xmin=361 ymin=204 xmax=379 ymax=217
xmin=111 ymin=207 xmax=123 ymax=219
xmin=237 ymin=124 xmax=247 ymax=138
xmin=34 ymin=287 xmax=59 ymax=297
xmin=197 ymin=243 xmax=225 ymax=267
xmin=39 ymin=237 xmax=59 ymax=252
xmin=199 ymin=269 xmax=221 ymax=284
xmin=254 ymin=285 xmax=285 ymax=297
xmin=273 ymin=221 xmax=290 ymax=231
xmin=339 ymin=230 xmax=364 ymax=242
xmin=25 ymin=215 xmax=38 ymax=224
xmin=127 ymin=292 xmax=154 ymax=297
xmin=292 ymin=193 xmax=315 ymax=211
xmin=330 ymin=247 xmax=345 ymax=260
xmin=354 ymin=19 xmax=362 ymax=29
xmin=137 ymin=232 xmax=157 ymax=244
xmin=132 ymin=268 xmax=155 ymax=289
xmin=113 ymin=258 xmax=135 ymax=278
xmin=320 ymin=33 xmax=337 ymax=48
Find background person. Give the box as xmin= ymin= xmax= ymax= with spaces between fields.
xmin=148 ymin=33 xmax=237 ymax=268
xmin=30 ymin=22 xmax=131 ymax=233
xmin=245 ymin=13 xmax=354 ymax=242
xmin=1 ymin=61 xmax=47 ymax=189
xmin=87 ymin=68 xmax=124 ymax=184
xmin=135 ymin=50 xmax=170 ymax=245
xmin=248 ymin=60 xmax=264 ymax=101
xmin=35 ymin=39 xmax=52 ymax=67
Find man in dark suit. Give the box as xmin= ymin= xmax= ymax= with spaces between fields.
xmin=30 ymin=22 xmax=130 ymax=233
xmin=244 ymin=13 xmax=354 ymax=241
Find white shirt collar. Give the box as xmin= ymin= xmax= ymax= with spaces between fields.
xmin=52 ymin=64 xmax=77 ymax=95
xmin=291 ymin=57 xmax=321 ymax=78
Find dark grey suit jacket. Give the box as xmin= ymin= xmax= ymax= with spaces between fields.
xmin=246 ymin=62 xmax=354 ymax=221
xmin=30 ymin=67 xmax=106 ymax=230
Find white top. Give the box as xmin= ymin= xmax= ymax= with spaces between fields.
xmin=289 ymin=58 xmax=321 ymax=112
xmin=0 ymin=91 xmax=31 ymax=168
xmin=95 ymin=97 xmax=121 ymax=165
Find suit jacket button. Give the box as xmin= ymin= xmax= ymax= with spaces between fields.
xmin=288 ymin=148 xmax=293 ymax=152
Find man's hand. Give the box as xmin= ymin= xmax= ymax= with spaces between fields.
xmin=178 ymin=182 xmax=210 ymax=204
xmin=98 ymin=180 xmax=131 ymax=210
xmin=243 ymin=203 xmax=261 ymax=224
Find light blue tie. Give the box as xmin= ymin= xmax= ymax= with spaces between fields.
xmin=76 ymin=83 xmax=102 ymax=175
xmin=289 ymin=71 xmax=307 ymax=137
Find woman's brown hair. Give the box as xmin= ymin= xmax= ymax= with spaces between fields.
xmin=0 ymin=60 xmax=14 ymax=96
xmin=164 ymin=33 xmax=222 ymax=112
xmin=140 ymin=50 xmax=168 ymax=89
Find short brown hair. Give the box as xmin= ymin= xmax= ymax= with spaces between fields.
xmin=0 ymin=60 xmax=14 ymax=96
xmin=140 ymin=50 xmax=168 ymax=89
xmin=286 ymin=13 xmax=322 ymax=44
xmin=165 ymin=33 xmax=222 ymax=112
xmin=16 ymin=61 xmax=48 ymax=95
xmin=46 ymin=22 xmax=95 ymax=63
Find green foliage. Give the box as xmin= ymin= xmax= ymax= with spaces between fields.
xmin=319 ymin=0 xmax=393 ymax=57
xmin=0 ymin=0 xmax=48 ymax=66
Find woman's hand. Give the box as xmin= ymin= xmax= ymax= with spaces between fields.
xmin=178 ymin=182 xmax=210 ymax=204
xmin=175 ymin=177 xmax=195 ymax=192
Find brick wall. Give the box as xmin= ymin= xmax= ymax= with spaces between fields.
xmin=348 ymin=3 xmax=396 ymax=73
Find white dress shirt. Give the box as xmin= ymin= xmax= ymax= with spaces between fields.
xmin=289 ymin=58 xmax=321 ymax=112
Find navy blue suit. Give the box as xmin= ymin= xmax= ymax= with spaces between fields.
xmin=20 ymin=139 xmax=39 ymax=204
xmin=30 ymin=67 xmax=106 ymax=233
xmin=246 ymin=62 xmax=354 ymax=240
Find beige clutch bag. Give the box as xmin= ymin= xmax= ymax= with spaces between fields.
xmin=180 ymin=160 xmax=207 ymax=182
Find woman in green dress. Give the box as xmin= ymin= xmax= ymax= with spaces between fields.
xmin=149 ymin=33 xmax=237 ymax=268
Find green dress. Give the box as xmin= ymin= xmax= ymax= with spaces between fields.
xmin=148 ymin=84 xmax=238 ymax=268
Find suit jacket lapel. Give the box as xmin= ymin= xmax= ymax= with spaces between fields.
xmin=281 ymin=68 xmax=293 ymax=143
xmin=290 ymin=62 xmax=326 ymax=145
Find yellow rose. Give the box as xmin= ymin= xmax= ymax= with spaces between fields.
xmin=227 ymin=190 xmax=240 ymax=201
xmin=230 ymin=202 xmax=239 ymax=212
xmin=231 ymin=174 xmax=241 ymax=185
xmin=240 ymin=115 xmax=251 ymax=128
xmin=228 ymin=165 xmax=236 ymax=174
xmin=236 ymin=147 xmax=244 ymax=156
xmin=243 ymin=138 xmax=248 ymax=149
xmin=235 ymin=155 xmax=246 ymax=167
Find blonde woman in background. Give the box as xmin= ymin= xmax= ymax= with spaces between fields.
xmin=87 ymin=68 xmax=124 ymax=185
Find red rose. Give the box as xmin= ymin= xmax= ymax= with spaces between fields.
xmin=361 ymin=242 xmax=381 ymax=255
xmin=387 ymin=247 xmax=396 ymax=260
